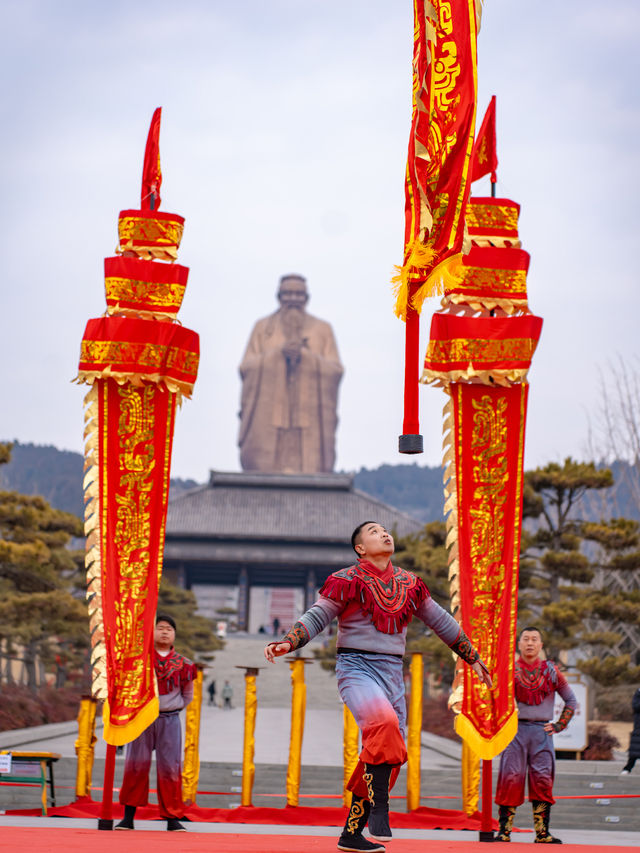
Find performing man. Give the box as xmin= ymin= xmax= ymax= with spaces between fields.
xmin=264 ymin=521 xmax=492 ymax=853
xmin=116 ymin=614 xmax=197 ymax=832
xmin=495 ymin=626 xmax=577 ymax=844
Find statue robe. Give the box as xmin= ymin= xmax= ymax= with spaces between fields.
xmin=238 ymin=310 xmax=343 ymax=473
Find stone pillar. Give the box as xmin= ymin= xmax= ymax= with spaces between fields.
xmin=237 ymin=567 xmax=249 ymax=631
xmin=305 ymin=569 xmax=317 ymax=611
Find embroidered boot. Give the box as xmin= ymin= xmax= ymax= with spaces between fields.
xmin=496 ymin=804 xmax=516 ymax=842
xmin=337 ymin=795 xmax=385 ymax=852
xmin=364 ymin=763 xmax=393 ymax=842
xmin=115 ymin=804 xmax=136 ymax=830
xmin=532 ymin=800 xmax=562 ymax=844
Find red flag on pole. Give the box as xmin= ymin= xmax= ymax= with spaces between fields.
xmin=471 ymin=96 xmax=498 ymax=184
xmin=141 ymin=107 xmax=162 ymax=210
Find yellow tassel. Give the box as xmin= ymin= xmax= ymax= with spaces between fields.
xmin=412 ymin=253 xmax=464 ymax=314
xmin=392 ymin=240 xmax=438 ymax=320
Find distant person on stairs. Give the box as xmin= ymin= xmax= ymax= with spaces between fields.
xmin=264 ymin=521 xmax=492 ymax=853
xmin=115 ymin=614 xmax=196 ymax=833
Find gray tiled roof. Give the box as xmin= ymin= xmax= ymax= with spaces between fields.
xmin=165 ymin=470 xmax=423 ymax=543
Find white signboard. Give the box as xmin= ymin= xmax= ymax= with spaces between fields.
xmin=0 ymin=753 xmax=12 ymax=773
xmin=552 ymin=676 xmax=588 ymax=752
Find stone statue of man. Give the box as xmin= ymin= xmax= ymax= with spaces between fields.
xmin=238 ymin=274 xmax=343 ymax=473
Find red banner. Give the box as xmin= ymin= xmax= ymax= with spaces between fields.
xmin=85 ymin=378 xmax=176 ymax=743
xmin=141 ymin=107 xmax=162 ymax=210
xmin=423 ymin=313 xmax=543 ymax=385
xmin=394 ymin=0 xmax=480 ymax=320
xmin=470 ymin=95 xmax=497 ymax=184
xmin=444 ymin=246 xmax=530 ymax=314
xmin=445 ymin=383 xmax=528 ymax=757
xmin=78 ymin=316 xmax=199 ymax=396
xmin=466 ymin=196 xmax=520 ymax=247
xmin=104 ymin=256 xmax=189 ymax=318
xmin=118 ymin=209 xmax=185 ymax=261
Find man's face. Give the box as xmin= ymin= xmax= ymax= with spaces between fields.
xmin=519 ymin=630 xmax=543 ymax=662
xmin=155 ymin=620 xmax=176 ymax=648
xmin=278 ymin=278 xmax=308 ymax=309
xmin=355 ymin=522 xmax=394 ymax=559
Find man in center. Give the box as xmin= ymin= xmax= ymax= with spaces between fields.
xmin=265 ymin=521 xmax=492 ymax=853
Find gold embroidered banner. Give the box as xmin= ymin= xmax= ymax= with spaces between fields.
xmin=84 ymin=378 xmax=176 ymax=743
xmin=446 ymin=383 xmax=527 ymax=758
xmin=393 ymin=0 xmax=480 ymax=319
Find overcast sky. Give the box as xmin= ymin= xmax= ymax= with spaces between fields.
xmin=1 ymin=1 xmax=639 ymax=482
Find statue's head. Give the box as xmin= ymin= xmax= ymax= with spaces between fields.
xmin=278 ymin=274 xmax=309 ymax=310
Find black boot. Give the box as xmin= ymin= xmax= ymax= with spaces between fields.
xmin=363 ymin=763 xmax=393 ymax=842
xmin=532 ymin=800 xmax=562 ymax=844
xmin=115 ymin=804 xmax=136 ymax=830
xmin=166 ymin=818 xmax=187 ymax=831
xmin=496 ymin=805 xmax=516 ymax=842
xmin=337 ymin=795 xmax=385 ymax=852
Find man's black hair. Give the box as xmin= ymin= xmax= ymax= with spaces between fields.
xmin=351 ymin=521 xmax=378 ymax=554
xmin=156 ymin=613 xmax=176 ymax=632
xmin=518 ymin=625 xmax=543 ymax=640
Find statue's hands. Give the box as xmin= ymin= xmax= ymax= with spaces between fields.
xmin=264 ymin=641 xmax=292 ymax=663
xmin=471 ymin=658 xmax=493 ymax=688
xmin=282 ymin=342 xmax=302 ymax=366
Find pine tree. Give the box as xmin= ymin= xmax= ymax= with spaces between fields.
xmin=521 ymin=458 xmax=640 ymax=684
xmin=0 ymin=442 xmax=88 ymax=689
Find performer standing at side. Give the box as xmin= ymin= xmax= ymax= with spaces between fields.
xmin=116 ymin=614 xmax=197 ymax=832
xmin=495 ymin=626 xmax=577 ymax=844
xmin=264 ymin=521 xmax=492 ymax=853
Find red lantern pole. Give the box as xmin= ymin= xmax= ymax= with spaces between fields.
xmin=97 ymin=743 xmax=117 ymax=830
xmin=398 ymin=293 xmax=423 ymax=454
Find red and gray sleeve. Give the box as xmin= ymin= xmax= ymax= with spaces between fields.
xmin=416 ymin=597 xmax=480 ymax=664
xmin=280 ymin=596 xmax=343 ymax=651
xmin=552 ymin=672 xmax=578 ymax=732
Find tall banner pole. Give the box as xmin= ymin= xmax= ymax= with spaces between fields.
xmin=394 ymin=0 xmax=480 ymax=454
xmin=239 ymin=666 xmax=260 ymax=807
xmin=76 ymin=108 xmax=199 ymax=828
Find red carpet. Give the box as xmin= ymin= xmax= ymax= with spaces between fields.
xmin=1 ymin=826 xmax=638 ymax=852
xmin=35 ymin=800 xmax=498 ymax=831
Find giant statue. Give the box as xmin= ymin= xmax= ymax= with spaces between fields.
xmin=238 ymin=274 xmax=343 ymax=473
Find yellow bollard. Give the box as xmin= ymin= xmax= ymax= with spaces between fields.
xmin=342 ymin=704 xmax=359 ymax=807
xmin=74 ymin=695 xmax=98 ymax=800
xmin=461 ymin=739 xmax=481 ymax=815
xmin=240 ymin=667 xmax=259 ymax=806
xmin=182 ymin=665 xmax=204 ymax=806
xmin=406 ymin=652 xmax=423 ymax=811
xmin=286 ymin=658 xmax=308 ymax=807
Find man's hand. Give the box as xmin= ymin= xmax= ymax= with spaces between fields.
xmin=543 ymin=722 xmax=556 ymax=734
xmin=264 ymin=641 xmax=292 ymax=663
xmin=471 ymin=658 xmax=493 ymax=688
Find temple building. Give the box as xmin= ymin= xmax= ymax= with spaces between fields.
xmin=164 ymin=470 xmax=423 ymax=633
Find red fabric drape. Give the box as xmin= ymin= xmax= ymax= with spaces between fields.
xmin=470 ymin=96 xmax=498 ymax=184
xmin=450 ymin=383 xmax=529 ymax=757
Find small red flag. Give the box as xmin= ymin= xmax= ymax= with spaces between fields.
xmin=141 ymin=107 xmax=162 ymax=210
xmin=471 ymin=96 xmax=498 ymax=184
